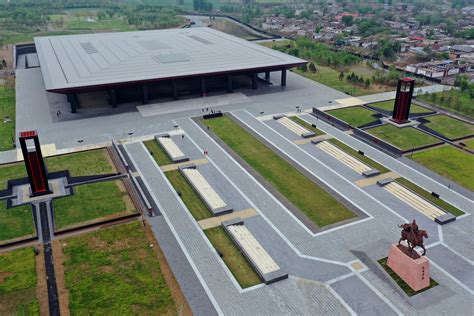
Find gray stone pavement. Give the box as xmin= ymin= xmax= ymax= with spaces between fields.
xmin=126 ymin=141 xmax=351 ymax=315
xmin=299 ymin=114 xmax=473 ymax=211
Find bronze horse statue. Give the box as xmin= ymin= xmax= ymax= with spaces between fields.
xmin=399 ymin=220 xmax=428 ymax=256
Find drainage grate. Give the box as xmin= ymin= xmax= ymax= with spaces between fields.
xmin=80 ymin=42 xmax=98 ymax=54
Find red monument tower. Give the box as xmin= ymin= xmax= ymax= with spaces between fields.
xmin=392 ymin=78 xmax=415 ymax=123
xmin=19 ymin=131 xmax=51 ymax=196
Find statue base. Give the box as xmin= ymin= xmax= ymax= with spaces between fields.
xmin=387 ymin=244 xmax=430 ymax=291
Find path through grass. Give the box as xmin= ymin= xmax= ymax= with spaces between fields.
xmin=203 ymin=116 xmax=356 ymax=227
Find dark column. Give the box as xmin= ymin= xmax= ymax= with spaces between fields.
xmin=172 ymin=80 xmax=178 ymax=100
xmin=252 ymin=73 xmax=258 ymax=90
xmin=142 ymin=85 xmax=149 ymax=105
xmin=19 ymin=131 xmax=51 ymax=196
xmin=265 ymin=71 xmax=270 ymax=81
xmin=227 ymin=76 xmax=233 ymax=93
xmin=109 ymin=89 xmax=117 ymax=108
xmin=68 ymin=94 xmax=79 ymax=113
xmin=392 ymin=78 xmax=415 ymax=123
xmin=281 ymin=69 xmax=287 ymax=87
xmin=201 ymin=78 xmax=206 ymax=97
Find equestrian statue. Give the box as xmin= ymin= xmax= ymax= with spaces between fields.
xmin=398 ymin=219 xmax=428 ymax=256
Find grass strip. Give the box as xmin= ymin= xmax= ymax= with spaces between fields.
xmin=327 ymin=138 xmax=390 ymax=173
xmin=367 ymin=125 xmax=440 ymax=151
xmin=0 ymin=201 xmax=34 ymax=242
xmin=165 ymin=170 xmax=213 ymax=221
xmin=144 ymin=139 xmax=173 ymax=166
xmin=203 ymin=116 xmax=356 ymax=227
xmin=378 ymin=257 xmax=438 ymax=297
xmin=0 ymin=247 xmax=39 ymax=315
xmin=327 ymin=106 xmax=379 ymax=127
xmin=53 ymin=180 xmax=134 ymax=230
xmin=289 ymin=116 xmax=325 ymax=136
xmin=395 ymin=178 xmax=464 ymax=216
xmin=62 ymin=222 xmax=177 ymax=315
xmin=204 ymin=227 xmax=261 ymax=288
xmin=410 ymin=145 xmax=474 ymax=191
xmin=0 ymin=86 xmax=16 ymax=151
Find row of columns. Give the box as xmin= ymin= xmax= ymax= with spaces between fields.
xmin=67 ymin=69 xmax=287 ymax=112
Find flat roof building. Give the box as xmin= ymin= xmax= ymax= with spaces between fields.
xmin=33 ymin=28 xmax=306 ymax=112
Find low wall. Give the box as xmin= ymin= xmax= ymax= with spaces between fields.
xmin=311 ymin=107 xmax=352 ymax=131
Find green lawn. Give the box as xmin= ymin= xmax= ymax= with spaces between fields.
xmin=423 ymin=115 xmax=474 ymax=140
xmin=395 ymin=178 xmax=464 ymax=216
xmin=367 ymin=125 xmax=441 ymax=150
xmin=62 ymin=222 xmax=177 ymax=315
xmin=0 ymin=201 xmax=34 ymax=243
xmin=378 ymin=257 xmax=438 ymax=296
xmin=203 ymin=116 xmax=356 ymax=227
xmin=144 ymin=140 xmax=173 ymax=166
xmin=369 ymin=100 xmax=432 ymax=114
xmin=204 ymin=227 xmax=261 ymax=288
xmin=0 ymin=247 xmax=39 ymax=315
xmin=0 ymin=85 xmax=16 ymax=151
xmin=418 ymin=89 xmax=474 ymax=119
xmin=327 ymin=138 xmax=390 ymax=173
xmin=327 ymin=106 xmax=379 ymax=128
xmin=410 ymin=145 xmax=474 ymax=191
xmin=46 ymin=149 xmax=115 ymax=177
xmin=165 ymin=170 xmax=212 ymax=221
xmin=66 ymin=17 xmax=133 ymax=31
xmin=462 ymin=138 xmax=474 ymax=150
xmin=53 ymin=180 xmax=135 ymax=230
xmin=289 ymin=116 xmax=325 ymax=136
xmin=0 ymin=163 xmax=27 ymax=190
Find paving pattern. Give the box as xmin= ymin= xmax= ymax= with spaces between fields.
xmin=316 ymin=140 xmax=372 ymax=174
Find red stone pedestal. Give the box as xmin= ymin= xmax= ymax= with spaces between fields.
xmin=387 ymin=244 xmax=430 ymax=291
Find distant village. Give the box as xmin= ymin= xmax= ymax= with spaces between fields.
xmin=257 ymin=2 xmax=474 ymax=85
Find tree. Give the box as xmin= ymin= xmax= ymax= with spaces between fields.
xmin=341 ymin=15 xmax=353 ymax=27
xmin=339 ymin=72 xmax=344 ymax=81
xmin=299 ymin=64 xmax=308 ymax=72
xmin=309 ymin=63 xmax=317 ymax=73
xmin=364 ymin=78 xmax=371 ymax=88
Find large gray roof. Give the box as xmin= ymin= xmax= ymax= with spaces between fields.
xmin=34 ymin=28 xmax=306 ymax=92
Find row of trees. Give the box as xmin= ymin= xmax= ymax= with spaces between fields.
xmin=340 ymin=72 xmax=371 ymax=88
xmin=121 ymin=6 xmax=183 ymax=29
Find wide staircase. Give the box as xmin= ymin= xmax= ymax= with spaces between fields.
xmin=316 ymin=141 xmax=371 ymax=174
xmin=384 ymin=182 xmax=446 ymax=220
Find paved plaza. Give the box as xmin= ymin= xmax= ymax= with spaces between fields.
xmin=7 ymin=65 xmax=474 ymax=315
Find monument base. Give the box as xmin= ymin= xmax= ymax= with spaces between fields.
xmin=387 ymin=244 xmax=430 ymax=291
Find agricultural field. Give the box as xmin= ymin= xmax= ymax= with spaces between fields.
xmin=422 ymin=115 xmax=474 ymax=140
xmin=410 ymin=145 xmax=474 ymax=191
xmin=369 ymin=100 xmax=432 ymax=115
xmin=53 ymin=180 xmax=136 ymax=230
xmin=0 ymin=85 xmax=16 ymax=151
xmin=0 ymin=247 xmax=39 ymax=314
xmin=417 ymin=89 xmax=474 ymax=119
xmin=203 ymin=115 xmax=356 ymax=227
xmin=204 ymin=227 xmax=261 ymax=288
xmin=366 ymin=125 xmax=441 ymax=150
xmin=61 ymin=222 xmax=180 ymax=314
xmin=327 ymin=106 xmax=379 ymax=127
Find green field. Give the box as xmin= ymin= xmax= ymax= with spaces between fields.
xmin=144 ymin=139 xmax=173 ymax=166
xmin=378 ymin=257 xmax=438 ymax=296
xmin=0 ymin=201 xmax=34 ymax=242
xmin=367 ymin=125 xmax=441 ymax=150
xmin=328 ymin=106 xmax=379 ymax=127
xmin=395 ymin=178 xmax=464 ymax=216
xmin=0 ymin=163 xmax=26 ymax=190
xmin=410 ymin=145 xmax=474 ymax=191
xmin=66 ymin=16 xmax=132 ymax=31
xmin=289 ymin=116 xmax=325 ymax=136
xmin=165 ymin=170 xmax=212 ymax=221
xmin=423 ymin=115 xmax=474 ymax=140
xmin=204 ymin=227 xmax=261 ymax=288
xmin=0 ymin=86 xmax=16 ymax=151
xmin=418 ymin=89 xmax=474 ymax=119
xmin=53 ymin=180 xmax=135 ymax=230
xmin=203 ymin=116 xmax=356 ymax=227
xmin=62 ymin=222 xmax=177 ymax=314
xmin=0 ymin=247 xmax=39 ymax=315
xmin=46 ymin=149 xmax=115 ymax=177
xmin=327 ymin=138 xmax=390 ymax=173
xmin=462 ymin=138 xmax=474 ymax=150
xmin=369 ymin=100 xmax=432 ymax=114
